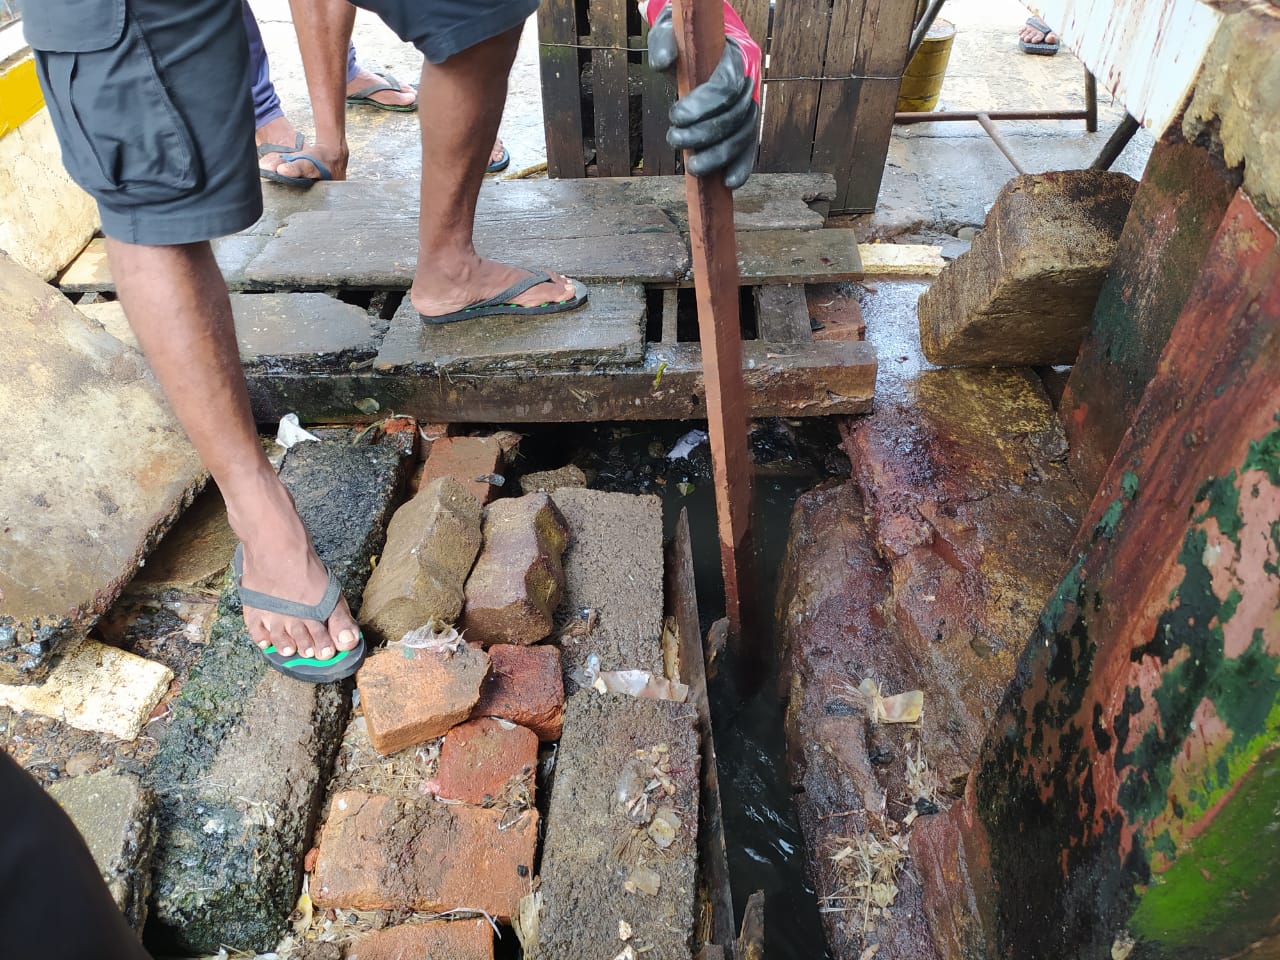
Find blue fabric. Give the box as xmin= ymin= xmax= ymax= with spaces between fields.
xmin=352 ymin=0 xmax=538 ymax=64
xmin=243 ymin=0 xmax=360 ymax=129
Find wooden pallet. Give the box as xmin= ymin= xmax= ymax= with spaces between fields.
xmin=536 ymin=0 xmax=915 ymax=212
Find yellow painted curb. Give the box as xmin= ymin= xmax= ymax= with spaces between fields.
xmin=0 ymin=57 xmax=45 ymax=139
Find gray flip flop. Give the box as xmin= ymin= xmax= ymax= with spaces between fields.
xmin=346 ymin=72 xmax=417 ymax=112
xmin=418 ymin=272 xmax=589 ymax=325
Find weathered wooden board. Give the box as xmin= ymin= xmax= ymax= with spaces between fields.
xmin=246 ymin=338 xmax=877 ymax=425
xmin=537 ymin=0 xmax=587 ymax=178
xmin=758 ymin=0 xmax=832 ymax=174
xmin=591 ymin=0 xmax=632 ymax=177
xmin=376 ymin=282 xmax=646 ymax=372
xmin=734 ymin=228 xmax=863 ymax=285
xmin=858 ymin=242 xmax=945 ymax=277
xmin=59 ymin=234 xmax=272 ymax=293
xmin=754 ymin=283 xmax=812 ymax=342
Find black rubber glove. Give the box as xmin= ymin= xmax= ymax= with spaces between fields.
xmin=647 ymin=7 xmax=760 ymax=189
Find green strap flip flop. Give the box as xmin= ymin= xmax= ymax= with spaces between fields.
xmin=345 ymin=73 xmax=417 ymax=112
xmin=231 ymin=544 xmax=365 ymax=683
xmin=418 ymin=271 xmax=588 ymax=325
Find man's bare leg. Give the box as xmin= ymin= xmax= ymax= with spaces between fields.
xmin=411 ymin=27 xmax=576 ymax=316
xmin=281 ymin=0 xmax=355 ymax=181
xmin=107 ymin=239 xmax=360 ymax=661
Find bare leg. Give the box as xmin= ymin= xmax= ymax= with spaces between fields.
xmin=411 ymin=26 xmax=576 ymax=317
xmin=107 ymin=239 xmax=360 ymax=661
xmin=281 ymin=0 xmax=355 ymax=181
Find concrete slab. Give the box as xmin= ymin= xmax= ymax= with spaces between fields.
xmin=49 ymin=769 xmax=155 ymax=931
xmin=144 ymin=436 xmax=408 ymax=955
xmin=532 ymin=693 xmax=700 ymax=960
xmin=0 ymin=252 xmax=206 ymax=684
xmin=0 ymin=641 xmax=173 ymax=741
xmin=548 ymin=489 xmax=666 ymax=680
xmin=377 ymin=283 xmax=647 ymax=373
xmin=58 ymin=234 xmax=272 ymax=293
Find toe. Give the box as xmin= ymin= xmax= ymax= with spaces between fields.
xmin=267 ymin=620 xmax=295 ymax=657
xmin=302 ymin=620 xmax=334 ymax=660
xmin=285 ymin=621 xmax=316 ymax=659
xmin=329 ymin=598 xmax=361 ymax=652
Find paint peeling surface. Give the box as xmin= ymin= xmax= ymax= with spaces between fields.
xmin=914 ymin=191 xmax=1280 ymax=960
xmin=1029 ymin=0 xmax=1222 ymax=133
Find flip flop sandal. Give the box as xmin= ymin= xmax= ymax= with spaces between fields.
xmin=260 ymin=152 xmax=334 ymax=190
xmin=232 ymin=544 xmax=365 ymax=683
xmin=1019 ymin=17 xmax=1060 ymax=55
xmin=256 ymin=132 xmax=305 ymax=160
xmin=419 ymin=272 xmax=589 ymax=325
xmin=486 ymin=146 xmax=511 ymax=175
xmin=346 ymin=73 xmax=418 ymax=112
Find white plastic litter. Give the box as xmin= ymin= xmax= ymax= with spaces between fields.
xmin=275 ymin=413 xmax=320 ymax=449
xmin=666 ymin=429 xmax=709 ymax=460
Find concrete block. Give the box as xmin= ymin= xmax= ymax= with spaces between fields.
xmin=49 ymin=769 xmax=155 ymax=931
xmin=0 ymin=252 xmax=206 ymax=684
xmin=437 ymin=717 xmax=538 ymax=806
xmin=356 ymin=642 xmax=491 ymax=756
xmin=311 ymin=791 xmax=538 ymax=922
xmin=419 ymin=436 xmax=504 ymax=505
xmin=0 ymin=108 xmax=99 ymax=281
xmin=0 ymin=641 xmax=172 ymax=741
xmin=144 ymin=437 xmax=407 ymax=955
xmin=462 ymin=494 xmax=570 ymax=645
xmin=345 ymin=921 xmax=495 ymax=960
xmin=531 ymin=693 xmax=700 ymax=960
xmin=918 ymin=171 xmax=1137 ymax=367
xmin=359 ymin=477 xmax=483 ymax=644
xmin=470 ymin=643 xmax=565 ymax=742
xmin=518 ymin=465 xmax=588 ymax=495
xmin=549 ymin=489 xmax=666 ymax=679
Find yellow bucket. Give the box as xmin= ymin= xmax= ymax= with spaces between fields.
xmin=896 ymin=19 xmax=956 ymax=112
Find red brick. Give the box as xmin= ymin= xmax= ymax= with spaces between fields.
xmin=312 ymin=791 xmax=537 ymax=921
xmin=418 ymin=436 xmax=503 ymax=505
xmin=462 ymin=494 xmax=570 ymax=645
xmin=470 ymin=644 xmax=565 ymax=741
xmin=345 ymin=920 xmax=493 ymax=960
xmin=437 ymin=717 xmax=538 ymax=806
xmin=356 ymin=644 xmax=490 ymax=755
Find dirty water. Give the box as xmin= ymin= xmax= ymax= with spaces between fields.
xmin=511 ymin=419 xmax=840 ymax=960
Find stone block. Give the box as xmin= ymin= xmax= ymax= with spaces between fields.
xmin=437 ymin=717 xmax=538 ymax=806
xmin=145 ymin=437 xmax=407 ymax=955
xmin=311 ymin=791 xmax=538 ymax=921
xmin=918 ymin=171 xmax=1137 ymax=367
xmin=1060 ymin=134 xmax=1239 ymax=496
xmin=357 ymin=643 xmax=491 ymax=756
xmin=517 ymin=465 xmax=588 ymax=495
xmin=462 ymin=494 xmax=570 ymax=645
xmin=0 ymin=252 xmax=206 ymax=684
xmin=470 ymin=643 xmax=565 ymax=741
xmin=531 ymin=693 xmax=699 ymax=960
xmin=358 ymin=477 xmax=483 ymax=644
xmin=419 ymin=436 xmax=504 ymax=505
xmin=0 ymin=641 xmax=172 ymax=741
xmin=0 ymin=107 xmax=99 ymax=281
xmin=49 ymin=769 xmax=155 ymax=931
xmin=345 ymin=921 xmax=494 ymax=960
xmin=549 ymin=489 xmax=666 ymax=679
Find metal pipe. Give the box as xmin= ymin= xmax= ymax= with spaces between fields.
xmin=1084 ymin=71 xmax=1099 ymax=132
xmin=1090 ymin=113 xmax=1141 ymax=170
xmin=896 ymin=109 xmax=1090 ymax=123
xmin=975 ymin=113 xmax=1027 ymax=174
xmin=907 ymin=0 xmax=948 ymax=62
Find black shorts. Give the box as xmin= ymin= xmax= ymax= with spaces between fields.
xmin=354 ymin=0 xmax=540 ymax=64
xmin=23 ymin=0 xmax=262 ymax=246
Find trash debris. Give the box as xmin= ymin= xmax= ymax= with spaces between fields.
xmin=569 ymin=652 xmax=603 ymax=689
xmin=354 ymin=397 xmax=381 ymax=415
xmin=666 ymin=429 xmax=709 ymax=460
xmin=617 ymin=745 xmax=679 ymax=825
xmin=646 ymin=807 xmax=681 ymax=848
xmin=475 ymin=472 xmax=506 ymax=487
xmin=513 ymin=890 xmax=543 ymax=955
xmin=676 ymin=481 xmax=695 ymax=496
xmin=839 ymin=678 xmax=924 ymax=725
xmin=289 ymin=878 xmax=314 ymax=933
xmin=614 ymin=946 xmax=637 ymax=960
xmin=388 ymin=620 xmax=466 ymax=658
xmin=624 ymin=864 xmax=662 ymax=896
xmin=619 ymin=920 xmax=634 ymax=941
xmin=824 ymin=831 xmax=907 ymax=933
xmin=275 ymin=413 xmax=320 ymax=449
xmin=593 ymin=670 xmax=690 ymax=703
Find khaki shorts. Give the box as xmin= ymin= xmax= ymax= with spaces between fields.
xmin=22 ymin=0 xmax=260 ymax=245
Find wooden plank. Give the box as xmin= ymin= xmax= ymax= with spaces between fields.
xmin=376 ymin=282 xmax=646 ymax=371
xmin=661 ymin=287 xmax=680 ymax=343
xmin=244 ymin=212 xmax=690 ymax=287
xmin=757 ymin=0 xmax=832 ymax=173
xmin=857 ymin=241 xmax=944 ymax=277
xmin=811 ymin=0 xmax=915 ymax=213
xmin=247 ymin=339 xmax=877 ymax=424
xmin=667 ymin=513 xmax=736 ymax=954
xmin=754 ymin=283 xmax=812 ymax=342
xmin=590 ymin=0 xmax=632 ymax=176
xmin=736 ymin=0 xmax=771 ymax=56
xmin=538 ymin=0 xmax=587 ymax=178
xmin=641 ymin=22 xmax=679 ymax=176
xmin=734 ymin=228 xmax=864 ymax=285
xmin=672 ymin=0 xmax=757 ymax=646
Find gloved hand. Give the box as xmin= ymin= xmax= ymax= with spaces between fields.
xmin=642 ymin=1 xmax=762 ymax=189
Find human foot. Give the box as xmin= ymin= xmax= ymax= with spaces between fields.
xmin=268 ymin=141 xmax=349 ymax=185
xmin=487 ymin=136 xmax=510 ymax=174
xmin=228 ymin=480 xmax=360 ymax=664
xmin=411 ymin=256 xmax=581 ymax=319
xmin=1018 ymin=18 xmax=1059 ymax=52
xmin=256 ymin=117 xmax=305 ymax=175
xmin=346 ymin=67 xmax=417 ymax=110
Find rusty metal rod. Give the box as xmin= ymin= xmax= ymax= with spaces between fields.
xmin=896 ymin=109 xmax=1090 ymax=123
xmin=975 ymin=112 xmax=1028 ymax=174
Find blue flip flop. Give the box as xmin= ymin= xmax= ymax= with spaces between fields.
xmin=231 ymin=544 xmax=365 ymax=683
xmin=418 ymin=271 xmax=588 ymax=325
xmin=487 ymin=147 xmax=511 ymax=174
xmin=260 ymin=152 xmax=334 ymax=190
